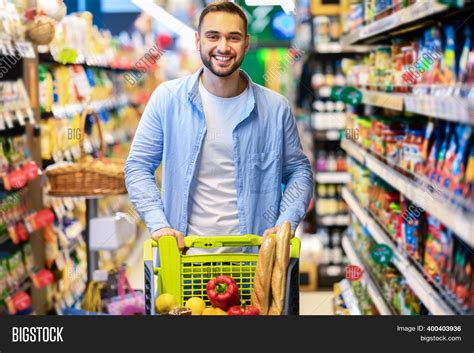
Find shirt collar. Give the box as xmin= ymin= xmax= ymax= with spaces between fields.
xmin=188 ymin=67 xmax=257 ymax=118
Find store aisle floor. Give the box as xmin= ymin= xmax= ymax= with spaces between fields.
xmin=300 ymin=291 xmax=334 ymax=315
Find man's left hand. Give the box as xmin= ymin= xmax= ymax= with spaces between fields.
xmin=263 ymin=224 xmax=295 ymax=238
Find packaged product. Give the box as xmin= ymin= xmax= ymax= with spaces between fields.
xmin=402 ymin=198 xmax=424 ymax=262
xmin=463 ymin=143 xmax=474 ymax=199
xmin=0 ymin=258 xmax=8 ymax=297
xmin=441 ymin=25 xmax=456 ymax=84
xmin=22 ymin=243 xmax=34 ymax=274
xmin=433 ymin=123 xmax=453 ymax=184
xmin=449 ymin=241 xmax=473 ymax=312
xmin=423 ymin=215 xmax=443 ymax=280
xmin=458 ymin=26 xmax=471 ymax=83
xmin=449 ymin=125 xmax=472 ymax=195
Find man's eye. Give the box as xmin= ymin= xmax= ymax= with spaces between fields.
xmin=230 ymin=36 xmax=240 ymax=41
xmin=207 ymin=35 xmax=218 ymax=40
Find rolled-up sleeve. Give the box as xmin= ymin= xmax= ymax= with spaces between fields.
xmin=125 ymin=86 xmax=170 ymax=234
xmin=276 ymin=102 xmax=314 ymax=230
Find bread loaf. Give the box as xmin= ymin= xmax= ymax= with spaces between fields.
xmin=251 ymin=236 xmax=276 ymax=315
xmin=268 ymin=221 xmax=292 ymax=315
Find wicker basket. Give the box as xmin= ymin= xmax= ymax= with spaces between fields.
xmin=26 ymin=16 xmax=56 ymax=46
xmin=45 ymin=108 xmax=126 ymax=197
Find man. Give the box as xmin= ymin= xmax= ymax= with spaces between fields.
xmin=125 ymin=1 xmax=313 ymax=252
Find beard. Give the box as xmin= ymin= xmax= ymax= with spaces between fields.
xmin=200 ymin=46 xmax=244 ymax=78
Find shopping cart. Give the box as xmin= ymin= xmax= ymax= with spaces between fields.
xmin=144 ymin=234 xmax=300 ymax=315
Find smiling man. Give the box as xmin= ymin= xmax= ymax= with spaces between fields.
xmin=125 ymin=1 xmax=313 ymax=252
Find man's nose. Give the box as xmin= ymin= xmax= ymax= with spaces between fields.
xmin=216 ymin=38 xmax=230 ymax=52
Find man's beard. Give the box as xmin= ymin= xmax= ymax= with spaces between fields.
xmin=200 ymin=47 xmax=244 ymax=78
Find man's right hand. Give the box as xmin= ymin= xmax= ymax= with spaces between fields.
xmin=151 ymin=228 xmax=185 ymax=251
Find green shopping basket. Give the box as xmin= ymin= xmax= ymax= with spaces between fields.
xmin=144 ymin=234 xmax=301 ymax=315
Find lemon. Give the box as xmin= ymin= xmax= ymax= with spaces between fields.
xmin=201 ymin=307 xmax=228 ymax=316
xmin=202 ymin=307 xmax=215 ymax=316
xmin=155 ymin=293 xmax=176 ymax=314
xmin=213 ymin=307 xmax=228 ymax=316
xmin=185 ymin=297 xmax=206 ymax=315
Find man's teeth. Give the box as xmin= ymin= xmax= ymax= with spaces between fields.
xmin=214 ymin=56 xmax=231 ymax=62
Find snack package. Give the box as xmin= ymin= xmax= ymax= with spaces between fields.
xmin=463 ymin=143 xmax=474 ymax=199
xmin=450 ymin=241 xmax=473 ymax=312
xmin=441 ymin=25 xmax=456 ymax=85
xmin=402 ymin=198 xmax=424 ymax=262
xmin=438 ymin=228 xmax=454 ymax=290
xmin=433 ymin=123 xmax=453 ymax=184
xmin=421 ymin=120 xmax=435 ymax=174
xmin=423 ymin=215 xmax=443 ymax=280
xmin=448 ymin=125 xmax=472 ymax=194
xmin=458 ymin=26 xmax=471 ymax=83
xmin=425 ymin=122 xmax=444 ymax=181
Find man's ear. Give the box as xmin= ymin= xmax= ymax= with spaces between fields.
xmin=244 ymin=34 xmax=250 ymax=53
xmin=195 ymin=31 xmax=200 ymax=51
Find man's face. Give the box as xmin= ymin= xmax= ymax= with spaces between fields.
xmin=196 ymin=12 xmax=249 ymax=78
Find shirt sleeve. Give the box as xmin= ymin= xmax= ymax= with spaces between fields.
xmin=125 ymin=86 xmax=171 ymax=234
xmin=276 ymin=101 xmax=314 ymax=230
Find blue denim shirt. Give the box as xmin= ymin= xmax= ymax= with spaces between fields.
xmin=125 ymin=67 xmax=313 ymax=238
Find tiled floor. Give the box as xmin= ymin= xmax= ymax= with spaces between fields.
xmin=300 ymin=291 xmax=334 ymax=315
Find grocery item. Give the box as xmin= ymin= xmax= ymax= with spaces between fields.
xmin=168 ymin=307 xmax=192 ymax=316
xmin=155 ymin=293 xmax=176 ymax=314
xmin=268 ymin=221 xmax=292 ymax=315
xmin=201 ymin=307 xmax=228 ymax=316
xmin=184 ymin=297 xmax=206 ymax=316
xmin=206 ymin=275 xmax=240 ymax=311
xmin=251 ymin=235 xmax=276 ymax=315
xmin=227 ymin=305 xmax=260 ymax=316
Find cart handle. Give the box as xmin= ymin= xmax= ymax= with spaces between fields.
xmin=146 ymin=234 xmax=300 ymax=258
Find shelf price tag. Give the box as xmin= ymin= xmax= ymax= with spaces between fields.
xmin=371 ymin=244 xmax=393 ymax=265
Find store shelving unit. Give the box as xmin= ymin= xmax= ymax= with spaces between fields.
xmin=342 ymin=187 xmax=456 ymax=315
xmin=341 ymin=0 xmax=449 ymax=46
xmin=342 ymin=139 xmax=474 ymax=247
xmin=355 ymin=89 xmax=474 ymax=124
xmin=315 ymin=172 xmax=350 ymax=184
xmin=341 ymin=236 xmax=393 ymax=315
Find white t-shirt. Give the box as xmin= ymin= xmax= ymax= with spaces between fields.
xmin=186 ymin=79 xmax=249 ymax=254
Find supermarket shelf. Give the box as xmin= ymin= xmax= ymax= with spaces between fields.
xmin=404 ymin=94 xmax=474 ymax=125
xmin=38 ymin=51 xmax=139 ymax=71
xmin=318 ymin=214 xmax=351 ymax=226
xmin=341 ymin=1 xmax=449 ymax=45
xmin=361 ymin=90 xmax=404 ymax=111
xmin=44 ymin=95 xmax=129 ymax=119
xmin=313 ymin=129 xmax=341 ymax=141
xmin=341 ymin=236 xmax=393 ymax=315
xmin=342 ymin=139 xmax=474 ymax=248
xmin=342 ymin=187 xmax=455 ymax=315
xmin=311 ymin=113 xmax=347 ymax=130
xmin=315 ymin=172 xmax=350 ymax=184
xmin=314 ymin=43 xmax=373 ymax=54
xmin=358 ymin=89 xmax=474 ymax=124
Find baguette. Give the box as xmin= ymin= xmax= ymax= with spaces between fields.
xmin=268 ymin=221 xmax=292 ymax=315
xmin=252 ymin=236 xmax=276 ymax=315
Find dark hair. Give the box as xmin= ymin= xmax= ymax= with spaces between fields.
xmin=198 ymin=1 xmax=248 ymax=34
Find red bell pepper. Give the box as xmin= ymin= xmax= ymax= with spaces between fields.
xmin=206 ymin=275 xmax=240 ymax=311
xmin=227 ymin=305 xmax=260 ymax=316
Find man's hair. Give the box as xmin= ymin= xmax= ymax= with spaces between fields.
xmin=198 ymin=1 xmax=248 ymax=34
